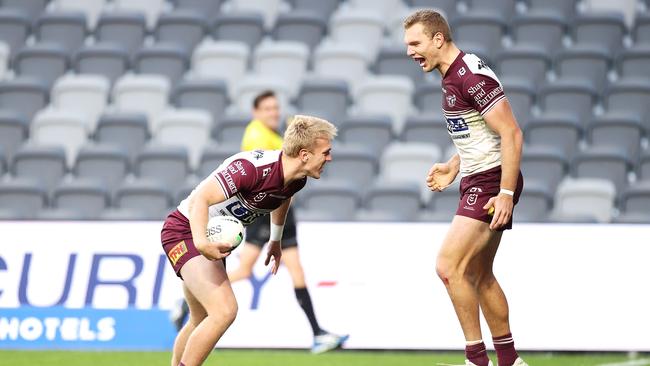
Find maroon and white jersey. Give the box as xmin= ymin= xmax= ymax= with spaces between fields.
xmin=442 ymin=52 xmax=507 ymax=176
xmin=177 ymin=150 xmax=306 ymax=226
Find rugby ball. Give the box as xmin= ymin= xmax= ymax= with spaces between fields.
xmin=206 ymin=216 xmax=244 ymax=250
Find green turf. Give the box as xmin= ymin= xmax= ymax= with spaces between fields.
xmin=0 ymin=350 xmax=638 ymax=366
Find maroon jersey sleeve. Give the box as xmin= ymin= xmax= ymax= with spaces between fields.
xmin=214 ymin=159 xmax=258 ymax=198
xmin=461 ymin=73 xmax=506 ymax=116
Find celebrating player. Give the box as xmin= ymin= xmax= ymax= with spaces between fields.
xmin=161 ymin=115 xmax=337 ymax=366
xmin=404 ymin=10 xmax=527 ymax=366
xmin=228 ymin=90 xmax=349 ymax=353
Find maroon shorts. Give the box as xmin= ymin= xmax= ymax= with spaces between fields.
xmin=456 ymin=165 xmax=524 ymax=231
xmin=161 ymin=209 xmax=201 ymax=279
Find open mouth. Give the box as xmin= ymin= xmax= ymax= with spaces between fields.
xmin=413 ymin=57 xmax=426 ymax=67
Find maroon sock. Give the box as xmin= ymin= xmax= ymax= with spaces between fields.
xmin=465 ymin=341 xmax=490 ymax=366
xmin=493 ymin=333 xmax=519 ymax=366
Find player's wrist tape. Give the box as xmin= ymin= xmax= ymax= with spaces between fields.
xmin=500 ymin=188 xmax=515 ymax=196
xmin=270 ymin=223 xmax=284 ymax=241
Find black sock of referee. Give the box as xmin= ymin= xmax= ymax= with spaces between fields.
xmin=294 ymin=287 xmax=322 ymax=336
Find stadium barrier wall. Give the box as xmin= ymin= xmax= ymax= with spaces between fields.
xmin=0 ymin=221 xmax=648 ymax=351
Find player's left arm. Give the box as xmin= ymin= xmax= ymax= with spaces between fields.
xmin=483 ymin=98 xmax=524 ymax=230
xmin=265 ymin=198 xmax=292 ymax=274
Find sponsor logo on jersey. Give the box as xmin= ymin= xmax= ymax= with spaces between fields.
xmin=446 ymin=117 xmax=470 ymax=139
xmin=233 ymin=160 xmax=246 ymax=175
xmin=262 ymin=167 xmax=271 ymax=177
xmin=458 ymin=67 xmax=466 ymax=77
xmin=477 ymin=59 xmax=489 ymax=70
xmin=467 ymin=80 xmax=486 ymax=96
xmin=476 ymin=86 xmax=503 ymax=108
xmin=225 ymin=201 xmax=262 ymax=225
xmin=221 ymin=172 xmax=237 ymax=193
xmin=168 ymin=241 xmax=187 ymax=266
xmin=252 ymin=150 xmax=264 ymax=160
xmin=253 ymin=192 xmax=267 ymax=202
xmin=446 ymin=94 xmax=457 ymax=107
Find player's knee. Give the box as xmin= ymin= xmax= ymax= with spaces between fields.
xmin=221 ymin=301 xmax=238 ymax=326
xmin=435 ymin=258 xmax=458 ymax=284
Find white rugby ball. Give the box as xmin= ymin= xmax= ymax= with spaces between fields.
xmin=206 ymin=216 xmax=244 ymax=250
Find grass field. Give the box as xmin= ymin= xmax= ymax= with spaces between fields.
xmin=1 ymin=350 xmax=644 ymax=366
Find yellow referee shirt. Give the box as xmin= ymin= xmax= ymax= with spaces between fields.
xmin=241 ymin=119 xmax=283 ymax=151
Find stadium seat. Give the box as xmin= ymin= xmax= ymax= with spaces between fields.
xmin=153 ymin=108 xmax=212 ymax=169
xmin=96 ymin=12 xmax=147 ymax=56
xmin=94 ymin=113 xmax=150 ymax=158
xmin=354 ymin=76 xmax=415 ymax=133
xmin=0 ymin=179 xmax=48 ymax=218
xmin=375 ymin=45 xmax=428 ymax=87
xmin=299 ymin=180 xmax=361 ymax=221
xmin=363 ymin=181 xmax=421 ymax=221
xmin=640 ymin=150 xmax=650 ymax=182
xmin=400 ymin=115 xmax=451 ymax=150
xmin=633 ymin=13 xmax=650 ymax=46
xmin=329 ymin=9 xmax=384 ymax=60
xmin=74 ymin=44 xmax=130 ymax=85
xmin=0 ymin=9 xmax=31 ymax=54
xmin=515 ymin=180 xmax=553 ymax=222
xmin=496 ymin=46 xmax=551 ymax=90
xmin=51 ymin=74 xmax=110 ymax=130
xmin=554 ymin=178 xmax=616 ymax=223
xmin=212 ymin=114 xmax=249 ymax=147
xmin=572 ymin=146 xmax=634 ymax=192
xmin=155 ymin=10 xmax=208 ymax=53
xmin=229 ymin=0 xmax=283 ymax=28
xmin=573 ymin=13 xmax=626 ymax=55
xmin=524 ymin=115 xmax=583 ymax=159
xmin=0 ymin=111 xmax=28 ymax=159
xmin=212 ymin=12 xmax=265 ymax=50
xmin=414 ymin=82 xmax=443 ymax=117
xmin=13 ymin=44 xmax=69 ymax=87
xmin=198 ymin=145 xmax=238 ymax=177
xmin=338 ymin=115 xmax=394 ymax=156
xmin=174 ymin=176 xmax=201 ymax=204
xmin=465 ymin=0 xmax=517 ymax=21
xmin=232 ymin=74 xmax=292 ymax=114
xmin=100 ymin=207 xmax=157 ymax=220
xmin=292 ymin=0 xmax=341 ymax=21
xmin=35 ymin=207 xmax=86 ymax=220
xmin=321 ymin=143 xmax=377 ymax=187
xmin=587 ymin=115 xmax=644 ymax=163
xmin=510 ymin=13 xmax=566 ymax=56
xmin=113 ymin=179 xmax=173 ymax=220
xmin=51 ymin=178 xmax=110 ymax=219
xmin=424 ymin=180 xmax=460 ymax=219
xmin=527 ymin=0 xmax=578 ymax=22
xmin=112 ymin=74 xmax=171 ymax=131
xmin=500 ymin=80 xmax=535 ymax=129
xmin=34 ymin=12 xmax=87 ymax=52
xmin=452 ymin=13 xmax=507 ymax=60
xmin=296 ymin=78 xmax=350 ymax=123
xmin=172 ymin=79 xmax=229 ymax=123
xmin=51 ymin=0 xmax=107 ymax=29
xmin=538 ymin=81 xmax=598 ymax=128
xmin=273 ymin=12 xmax=327 ymax=51
xmin=113 ymin=0 xmax=165 ymax=29
xmin=521 ymin=144 xmax=569 ymax=192
xmin=617 ymin=46 xmax=650 ymax=82
xmin=12 ymin=144 xmax=68 ymax=191
xmin=0 ymin=149 xmax=6 ymax=177
xmin=380 ymin=142 xmax=441 ymax=200
xmin=313 ymin=42 xmax=369 ymax=94
xmin=604 ymin=81 xmax=650 ymax=132
xmin=355 ymin=208 xmax=412 ymax=222
xmin=0 ymin=79 xmax=49 ymax=120
xmin=254 ymin=41 xmax=310 ymax=97
xmin=134 ymin=44 xmax=190 ymax=86
xmin=191 ymin=40 xmax=249 ymax=93
xmin=555 ymin=46 xmax=611 ymax=92
xmin=74 ymin=143 xmax=130 ymax=192
xmin=172 ymin=0 xmax=224 ymax=17
xmin=31 ymin=109 xmax=89 ymax=167
xmin=583 ymin=0 xmax=636 ymax=28
xmin=348 ymin=0 xmax=405 ymax=19
xmin=135 ymin=144 xmax=190 ymax=190
xmin=620 ymin=182 xmax=650 ymax=216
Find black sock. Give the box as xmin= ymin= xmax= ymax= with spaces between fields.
xmin=294 ymin=287 xmax=322 ymax=336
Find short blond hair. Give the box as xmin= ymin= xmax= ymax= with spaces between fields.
xmin=282 ymin=115 xmax=337 ymax=157
xmin=404 ymin=9 xmax=452 ymax=42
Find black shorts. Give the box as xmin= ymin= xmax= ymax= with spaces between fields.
xmin=245 ymin=208 xmax=298 ymax=249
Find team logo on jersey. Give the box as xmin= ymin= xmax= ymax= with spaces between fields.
xmin=446 ymin=94 xmax=457 ymax=107
xmin=254 ymin=192 xmax=267 ymax=202
xmin=466 ymin=187 xmax=483 ymax=206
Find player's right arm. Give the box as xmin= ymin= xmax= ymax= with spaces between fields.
xmin=187 ymin=177 xmax=233 ymax=261
xmin=426 ymin=153 xmax=460 ymax=191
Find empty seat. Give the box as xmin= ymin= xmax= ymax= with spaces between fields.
xmin=0 ymin=111 xmax=28 ymax=159
xmin=380 ymin=142 xmax=441 ymax=199
xmin=100 ymin=207 xmax=155 ymax=220
xmin=640 ymin=151 xmax=650 ymax=182
xmin=424 ymin=180 xmax=461 ymax=218
xmin=254 ymin=41 xmax=309 ymax=97
xmin=466 ymin=0 xmax=517 ymax=20
xmin=501 ymin=80 xmax=535 ymax=128
xmin=0 ymin=79 xmax=49 ymax=120
xmin=349 ymin=0 xmax=404 ymax=19
xmin=555 ymin=47 xmax=611 ymax=91
xmin=36 ymin=207 xmax=87 ymax=220
xmin=74 ymin=44 xmax=130 ymax=85
xmin=375 ymin=45 xmax=428 ymax=86
xmin=330 ymin=9 xmax=384 ymax=59
xmin=538 ymin=81 xmax=597 ymax=127
xmin=198 ymin=145 xmax=238 ymax=177
xmin=496 ymin=46 xmax=550 ymax=90
xmin=191 ymin=40 xmax=249 ymax=92
xmin=511 ymin=13 xmax=566 ymax=55
xmin=452 ymin=13 xmax=507 ymax=60
xmin=573 ymin=13 xmax=626 ymax=55
xmin=0 ymin=149 xmax=6 ymax=177
xmin=134 ymin=43 xmax=190 ymax=86
xmin=95 ymin=113 xmax=149 ymax=157
xmin=620 ymin=182 xmax=650 ymax=215
xmin=174 ymin=176 xmax=201 ymax=204
xmin=633 ymin=13 xmax=650 ymax=46
xmin=617 ymin=47 xmax=650 ymax=82
xmin=524 ymin=115 xmax=583 ymax=159
xmin=521 ymin=145 xmax=569 ymax=192
xmin=172 ymin=79 xmax=229 ymax=123
xmin=212 ymin=12 xmax=265 ymax=50
xmin=212 ymin=114 xmax=248 ymax=147
xmin=414 ymin=82 xmax=444 ymax=116
xmin=0 ymin=0 xmax=48 ymax=21
xmin=34 ymin=12 xmax=87 ymax=52
xmin=229 ymin=0 xmax=282 ymax=28
xmin=13 ymin=44 xmax=69 ymax=87
xmin=355 ymin=76 xmax=414 ymax=134
xmin=296 ymin=78 xmax=349 ymax=123
xmin=31 ymin=109 xmax=89 ymax=166
xmin=113 ymin=179 xmax=173 ymax=220
xmin=363 ymin=181 xmax=421 ymax=221
xmin=515 ymin=180 xmax=553 ymax=222
xmin=0 ymin=179 xmax=47 ymax=218
xmin=232 ymin=74 xmax=291 ymax=114
xmin=155 ymin=10 xmax=208 ymax=53
xmin=0 ymin=42 xmax=9 ymax=78
xmin=339 ymin=116 xmax=394 ymax=156
xmin=51 ymin=74 xmax=110 ymax=130
xmin=554 ymin=178 xmax=616 ymax=222
xmin=52 ymin=179 xmax=110 ymax=219
xmin=314 ymin=42 xmax=369 ymax=93
xmin=572 ymin=146 xmax=633 ymax=192
xmin=112 ymin=74 xmax=171 ymax=130
xmin=51 ymin=0 xmax=107 ymax=29
xmin=588 ymin=115 xmax=644 ymax=162
xmin=273 ymin=12 xmax=327 ymax=51
xmin=96 ymin=12 xmax=147 ymax=55
xmin=135 ymin=144 xmax=190 ymax=190
xmin=292 ymin=0 xmax=340 ymax=21
xmin=113 ymin=0 xmax=165 ymax=29
xmin=12 ymin=144 xmax=67 ymax=190
xmin=153 ymin=109 xmax=212 ymax=169
xmin=0 ymin=9 xmax=31 ymax=54
xmin=604 ymin=81 xmax=650 ymax=132
xmin=172 ymin=0 xmax=224 ymax=17
xmin=74 ymin=144 xmax=130 ymax=192
xmin=322 ymin=143 xmax=377 ymax=186
xmin=400 ymin=115 xmax=451 ymax=150
xmin=299 ymin=180 xmax=361 ymax=221
xmin=527 ymin=0 xmax=578 ymax=21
